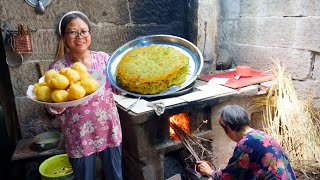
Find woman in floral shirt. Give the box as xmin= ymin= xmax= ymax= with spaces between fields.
xmin=197 ymin=105 xmax=296 ymax=179
xmin=47 ymin=11 xmax=122 ymax=180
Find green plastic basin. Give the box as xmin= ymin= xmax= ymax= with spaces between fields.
xmin=39 ymin=154 xmax=73 ymax=180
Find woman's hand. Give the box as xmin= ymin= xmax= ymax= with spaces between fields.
xmin=52 ymin=107 xmax=66 ymax=113
xmin=112 ymin=87 xmax=123 ymax=95
xmin=196 ymin=161 xmax=214 ymax=177
xmin=46 ymin=105 xmax=66 ymax=115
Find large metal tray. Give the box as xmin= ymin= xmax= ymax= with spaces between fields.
xmin=106 ymin=35 xmax=204 ymax=98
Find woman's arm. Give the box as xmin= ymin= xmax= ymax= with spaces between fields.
xmin=198 ymin=147 xmax=250 ymax=179
xmin=212 ymin=148 xmax=250 ymax=179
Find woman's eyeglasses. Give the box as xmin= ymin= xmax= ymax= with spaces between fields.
xmin=65 ymin=30 xmax=91 ymax=38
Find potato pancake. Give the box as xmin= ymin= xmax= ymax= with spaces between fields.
xmin=116 ymin=44 xmax=189 ymax=94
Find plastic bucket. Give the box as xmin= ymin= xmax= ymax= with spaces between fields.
xmin=39 ymin=154 xmax=73 ymax=180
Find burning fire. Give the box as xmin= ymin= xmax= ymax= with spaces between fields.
xmin=169 ymin=113 xmax=190 ymax=139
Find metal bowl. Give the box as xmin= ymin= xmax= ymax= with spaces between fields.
xmin=33 ymin=131 xmax=61 ymax=151
xmin=106 ymin=34 xmax=204 ymax=98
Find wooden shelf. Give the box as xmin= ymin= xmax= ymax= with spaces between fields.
xmin=11 ymin=138 xmax=65 ymax=161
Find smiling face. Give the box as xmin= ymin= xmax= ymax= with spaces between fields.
xmin=63 ymin=17 xmax=91 ymax=54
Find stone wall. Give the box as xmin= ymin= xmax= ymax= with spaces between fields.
xmin=1 ymin=0 xmax=218 ymax=139
xmin=210 ymin=95 xmax=264 ymax=169
xmin=218 ymin=0 xmax=320 ymax=108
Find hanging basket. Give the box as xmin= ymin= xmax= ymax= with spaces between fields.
xmin=11 ymin=34 xmax=32 ymax=54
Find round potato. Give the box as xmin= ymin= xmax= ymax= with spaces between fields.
xmin=59 ymin=67 xmax=80 ymax=85
xmin=33 ymin=82 xmax=47 ymax=93
xmin=44 ymin=69 xmax=58 ymax=84
xmin=48 ymin=74 xmax=70 ymax=90
xmin=68 ymin=84 xmax=86 ymax=100
xmin=51 ymin=89 xmax=69 ymax=103
xmin=35 ymin=86 xmax=52 ymax=102
xmin=71 ymin=62 xmax=91 ymax=80
xmin=80 ymin=77 xmax=99 ymax=95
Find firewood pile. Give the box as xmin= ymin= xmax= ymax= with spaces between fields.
xmin=170 ymin=121 xmax=214 ymax=167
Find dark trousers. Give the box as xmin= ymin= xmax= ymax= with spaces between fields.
xmin=69 ymin=144 xmax=123 ymax=180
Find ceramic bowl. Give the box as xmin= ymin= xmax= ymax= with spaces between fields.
xmin=235 ymin=65 xmax=252 ymax=77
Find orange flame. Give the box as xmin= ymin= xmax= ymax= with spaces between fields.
xmin=169 ymin=113 xmax=190 ymax=139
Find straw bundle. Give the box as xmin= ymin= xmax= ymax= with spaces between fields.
xmin=253 ymin=61 xmax=320 ymax=172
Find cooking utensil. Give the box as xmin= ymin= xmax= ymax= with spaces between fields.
xmin=6 ymin=31 xmax=24 ymax=68
xmin=6 ymin=48 xmax=23 ymax=68
xmin=234 ymin=73 xmax=242 ymax=80
xmin=198 ymin=69 xmax=274 ymax=89
xmin=35 ymin=0 xmax=45 ymax=15
xmin=18 ymin=24 xmax=22 ymax=35
xmin=18 ymin=24 xmax=26 ymax=35
xmin=33 ymin=131 xmax=61 ymax=151
xmin=106 ymin=35 xmax=204 ymax=98
xmin=25 ymin=0 xmax=52 ymax=8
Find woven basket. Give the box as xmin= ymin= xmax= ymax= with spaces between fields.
xmin=11 ymin=34 xmax=32 ymax=54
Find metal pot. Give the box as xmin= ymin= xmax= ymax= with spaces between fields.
xmin=33 ymin=131 xmax=61 ymax=151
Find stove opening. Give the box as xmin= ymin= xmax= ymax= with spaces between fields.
xmin=163 ymin=148 xmax=201 ymax=180
xmin=155 ymin=107 xmax=212 ymax=147
xmin=169 ymin=113 xmax=190 ymax=140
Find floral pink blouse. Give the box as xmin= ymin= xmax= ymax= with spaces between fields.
xmin=49 ymin=51 xmax=122 ymax=158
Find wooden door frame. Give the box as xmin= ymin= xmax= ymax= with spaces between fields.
xmin=0 ymin=31 xmax=19 ymax=148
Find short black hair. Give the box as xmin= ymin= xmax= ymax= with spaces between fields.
xmin=59 ymin=13 xmax=91 ymax=36
xmin=219 ymin=105 xmax=250 ymax=132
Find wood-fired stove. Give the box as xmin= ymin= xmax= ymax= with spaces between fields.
xmin=117 ymin=90 xmax=238 ymax=180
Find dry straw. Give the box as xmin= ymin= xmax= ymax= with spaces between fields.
xmin=253 ymin=60 xmax=320 ymax=173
